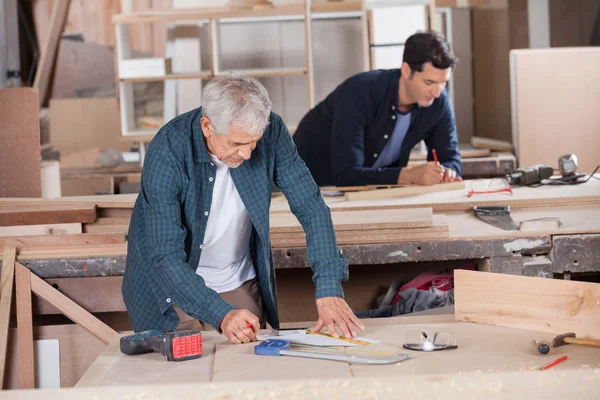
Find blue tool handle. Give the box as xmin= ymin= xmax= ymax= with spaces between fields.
xmin=254 ymin=339 xmax=291 ymax=356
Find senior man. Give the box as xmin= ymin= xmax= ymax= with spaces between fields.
xmin=122 ymin=73 xmax=364 ymax=344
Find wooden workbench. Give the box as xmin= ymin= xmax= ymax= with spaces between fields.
xmin=1 ymin=181 xmax=598 ymax=319
xmin=59 ymin=314 xmax=600 ymax=396
xmin=5 ymin=368 xmax=600 ymax=399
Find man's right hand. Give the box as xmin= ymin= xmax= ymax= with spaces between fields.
xmin=398 ymin=162 xmax=444 ymax=186
xmin=219 ymin=309 xmax=259 ymax=344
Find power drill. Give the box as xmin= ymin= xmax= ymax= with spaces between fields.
xmin=505 ymin=164 xmax=554 ymax=186
xmin=120 ymin=330 xmax=203 ymax=362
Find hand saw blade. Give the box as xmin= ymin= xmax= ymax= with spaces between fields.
xmin=473 ymin=206 xmax=519 ymax=230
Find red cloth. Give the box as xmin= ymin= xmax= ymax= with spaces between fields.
xmin=391 ymin=266 xmax=475 ymax=305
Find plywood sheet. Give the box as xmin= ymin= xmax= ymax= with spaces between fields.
xmin=69 ymin=316 xmax=600 ymax=393
xmin=0 ymin=88 xmax=42 ymax=197
xmin=511 ymin=48 xmax=600 ymax=174
xmin=269 ymin=208 xmax=433 ymax=233
xmin=77 ymin=331 xmax=220 ymax=388
xmin=349 ymin=320 xmax=600 ymax=377
xmin=455 ymin=269 xmax=600 ymax=339
xmin=49 ymin=98 xmax=129 ymax=156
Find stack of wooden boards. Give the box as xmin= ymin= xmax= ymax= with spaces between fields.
xmin=270 ymin=208 xmax=447 ymax=247
xmin=81 ymin=207 xmax=449 ymax=248
xmin=0 ymin=199 xmax=449 ymax=255
xmin=0 ymin=205 xmax=127 ymax=260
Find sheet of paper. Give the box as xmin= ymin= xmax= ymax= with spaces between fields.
xmin=256 ymin=333 xmax=380 ymax=347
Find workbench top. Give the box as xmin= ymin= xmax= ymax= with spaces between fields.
xmin=73 ymin=315 xmax=600 ymax=389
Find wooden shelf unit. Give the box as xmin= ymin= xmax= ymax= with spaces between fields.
xmin=113 ymin=1 xmax=324 ymax=141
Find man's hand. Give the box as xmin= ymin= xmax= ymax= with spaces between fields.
xmin=398 ymin=162 xmax=444 ymax=186
xmin=312 ymin=297 xmax=365 ymax=338
xmin=220 ymin=309 xmax=259 ymax=344
xmin=441 ymin=167 xmax=462 ymax=183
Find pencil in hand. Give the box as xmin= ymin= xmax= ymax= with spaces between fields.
xmin=432 ymin=149 xmax=439 ymax=163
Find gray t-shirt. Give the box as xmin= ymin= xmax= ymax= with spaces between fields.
xmin=372 ymin=112 xmax=411 ymax=168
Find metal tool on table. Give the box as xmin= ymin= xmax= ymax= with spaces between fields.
xmin=255 ymin=339 xmax=410 ymax=364
xmin=120 ymin=329 xmax=203 ymax=362
xmin=402 ymin=330 xmax=458 ymax=352
xmin=534 ymin=339 xmax=551 ymax=355
xmin=506 ymin=164 xmax=554 ymax=186
xmin=535 ymin=332 xmax=600 ymax=354
xmin=473 ymin=205 xmax=519 ymax=231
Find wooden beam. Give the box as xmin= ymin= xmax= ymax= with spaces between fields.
xmin=15 ymin=263 xmax=34 ymax=389
xmin=0 ymin=246 xmax=16 ymax=389
xmin=28 ymin=264 xmax=118 ymax=345
xmin=454 ymin=269 xmax=600 ymax=339
xmin=0 ymin=244 xmax=128 ymax=261
xmin=270 ymin=208 xmax=434 ymax=233
xmin=0 ymin=223 xmax=82 ymax=237
xmin=0 ymin=233 xmax=126 ymax=249
xmin=344 ymin=181 xmax=466 ymax=201
xmin=0 ymin=205 xmax=96 ymax=227
xmin=33 ymin=0 xmax=72 ymax=107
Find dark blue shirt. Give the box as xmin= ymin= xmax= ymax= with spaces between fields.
xmin=293 ymin=69 xmax=462 ymax=186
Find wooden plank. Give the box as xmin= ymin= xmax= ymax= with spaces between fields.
xmin=271 ymin=215 xmax=449 ymax=247
xmin=0 ymin=223 xmax=82 ymax=237
xmin=470 ymin=136 xmax=513 ymax=151
xmin=269 ymin=208 xmax=433 ymax=233
xmin=33 ymin=0 xmax=72 ymax=107
xmin=0 ymin=194 xmax=137 ymax=209
xmin=0 ymin=233 xmax=126 ymax=249
xmin=0 ymin=205 xmax=96 ymax=227
xmin=511 ymin=48 xmax=600 ymax=174
xmin=270 ymin=177 xmax=600 ymax=214
xmin=0 ymin=88 xmax=42 ymax=198
xmin=111 ymin=2 xmax=362 ymax=24
xmin=0 ymin=246 xmax=16 ymax=389
xmin=28 ymin=264 xmax=118 ymax=345
xmin=0 ymin=244 xmax=128 ymax=261
xmin=344 ymin=181 xmax=466 ymax=201
xmin=15 ymin=263 xmax=34 ymax=389
xmin=454 ymin=269 xmax=600 ymax=340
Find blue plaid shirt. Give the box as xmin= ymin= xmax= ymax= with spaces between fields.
xmin=122 ymin=107 xmax=349 ymax=332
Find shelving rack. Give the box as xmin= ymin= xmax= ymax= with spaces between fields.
xmin=112 ymin=1 xmax=364 ymax=143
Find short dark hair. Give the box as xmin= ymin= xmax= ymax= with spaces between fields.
xmin=403 ymin=31 xmax=458 ymax=74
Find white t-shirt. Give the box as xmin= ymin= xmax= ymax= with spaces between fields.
xmin=195 ymin=154 xmax=256 ymax=293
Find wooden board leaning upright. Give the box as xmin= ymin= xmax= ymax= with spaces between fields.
xmin=454 ymin=269 xmax=600 ymax=340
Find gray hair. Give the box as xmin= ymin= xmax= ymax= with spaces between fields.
xmin=201 ymin=72 xmax=272 ymax=136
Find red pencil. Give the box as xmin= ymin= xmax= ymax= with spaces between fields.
xmin=540 ymin=355 xmax=568 ymax=370
xmin=432 ymin=149 xmax=439 ymax=163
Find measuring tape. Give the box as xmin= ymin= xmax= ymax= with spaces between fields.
xmin=307 ymin=330 xmax=372 ymax=346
